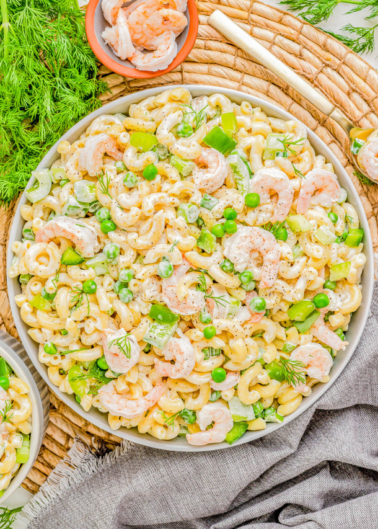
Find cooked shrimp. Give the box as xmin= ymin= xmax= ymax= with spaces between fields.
xmin=99 ymin=380 xmax=165 ymax=419
xmin=210 ymin=372 xmax=240 ymax=391
xmin=162 ymin=258 xmax=205 ymax=315
xmin=311 ymin=312 xmax=348 ymax=351
xmin=290 ymin=343 xmax=333 ymax=391
xmin=102 ymin=9 xmax=135 ymax=61
xmin=249 ymin=168 xmax=294 ymax=222
xmin=358 ymin=137 xmax=378 ymax=182
xmin=186 ymin=402 xmax=233 ymax=446
xmin=128 ymin=0 xmax=176 ymax=49
xmin=101 ymin=0 xmax=125 ymax=25
xmin=223 ymin=226 xmax=281 ymax=288
xmin=144 ymin=9 xmax=187 ymax=40
xmin=192 ymin=148 xmax=228 ymax=194
xmin=78 ymin=134 xmax=123 ymax=176
xmin=102 ymin=328 xmax=140 ymax=374
xmin=154 ymin=329 xmax=195 ymax=378
xmin=297 ymin=169 xmax=340 ymax=214
xmin=245 ymin=291 xmax=265 ymax=323
xmin=130 ymin=31 xmax=177 ymax=72
xmin=35 ymin=216 xmax=100 ymax=258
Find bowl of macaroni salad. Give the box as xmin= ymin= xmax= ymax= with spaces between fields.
xmin=0 ymin=331 xmax=49 ymax=501
xmin=7 ymin=86 xmax=373 ymax=451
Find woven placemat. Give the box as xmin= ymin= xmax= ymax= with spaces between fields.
xmin=2 ymin=0 xmax=378 ymax=494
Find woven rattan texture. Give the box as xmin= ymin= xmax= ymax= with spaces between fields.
xmin=2 ymin=0 xmax=378 ymax=493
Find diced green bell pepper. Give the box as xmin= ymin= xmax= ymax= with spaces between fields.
xmin=344 ymin=228 xmax=364 ymax=247
xmin=286 ymin=215 xmax=313 ymax=233
xmin=203 ymin=126 xmax=237 ymax=155
xmin=292 ymin=310 xmax=320 ymax=334
xmin=221 ymin=112 xmax=238 ymax=136
xmin=61 ymin=247 xmax=85 ymax=265
xmin=263 ymin=407 xmax=284 ymax=423
xmin=62 ymin=196 xmax=88 ymax=218
xmin=29 ymin=294 xmax=51 ymax=312
xmin=143 ymin=321 xmax=178 ymax=349
xmin=225 ymin=421 xmax=248 ymax=445
xmin=228 ymin=154 xmax=250 ymax=196
xmin=148 ymin=304 xmax=179 ymax=325
xmin=197 ymin=228 xmax=216 ymax=254
xmin=265 ymin=361 xmax=285 ymax=382
xmin=330 ymin=261 xmax=351 ymax=281
xmin=314 ymin=226 xmax=337 ymax=245
xmin=0 ymin=358 xmax=12 ymax=378
xmin=129 ymin=132 xmax=158 ymax=152
xmin=288 ymin=300 xmax=315 ymax=322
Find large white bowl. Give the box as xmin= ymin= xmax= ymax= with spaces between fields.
xmin=0 ymin=330 xmax=49 ymax=502
xmin=7 ymin=85 xmax=374 ymax=451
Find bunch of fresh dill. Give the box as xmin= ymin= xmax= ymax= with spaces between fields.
xmin=0 ymin=0 xmax=108 ymax=205
xmin=280 ymin=0 xmax=378 ymax=54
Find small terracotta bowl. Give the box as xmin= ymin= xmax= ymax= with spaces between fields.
xmin=85 ymin=0 xmax=198 ymax=79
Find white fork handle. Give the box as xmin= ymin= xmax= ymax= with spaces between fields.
xmin=208 ymin=10 xmax=353 ymax=133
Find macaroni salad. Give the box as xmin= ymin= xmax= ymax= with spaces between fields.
xmin=0 ymin=359 xmax=32 ymax=494
xmin=10 ymin=88 xmax=366 ymax=446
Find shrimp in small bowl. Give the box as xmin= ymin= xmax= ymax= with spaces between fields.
xmin=85 ymin=0 xmax=198 ymax=78
xmin=7 ymin=86 xmax=373 ymax=452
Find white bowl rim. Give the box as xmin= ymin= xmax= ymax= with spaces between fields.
xmin=7 ymin=84 xmax=374 ymax=452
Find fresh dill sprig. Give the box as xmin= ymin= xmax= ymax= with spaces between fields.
xmin=353 ymin=169 xmax=376 ymax=185
xmin=280 ymin=0 xmax=378 ymax=24
xmin=325 ymin=24 xmax=378 ymax=54
xmin=292 ymin=164 xmax=305 ymax=178
xmin=281 ymin=357 xmax=306 ymax=387
xmin=0 ymin=506 xmax=22 ymax=529
xmin=169 ymin=239 xmax=179 ymax=252
xmin=345 ymin=214 xmax=354 ymax=224
xmin=108 ymin=334 xmax=132 ymax=359
xmin=69 ymin=286 xmax=90 ymax=316
xmin=98 ymin=172 xmax=112 ymax=199
xmin=0 ymin=401 xmax=13 ymax=424
xmin=182 ymin=104 xmax=209 ymax=131
xmin=277 ymin=136 xmax=305 ymax=156
xmin=158 ymin=410 xmax=180 ymax=428
xmin=197 ymin=272 xmax=208 ymax=292
xmin=204 ymin=291 xmax=230 ymax=309
xmin=51 ymin=269 xmax=61 ymax=292
xmin=261 ymin=221 xmax=286 ymax=238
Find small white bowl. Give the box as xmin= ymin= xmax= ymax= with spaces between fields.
xmin=7 ymin=85 xmax=374 ymax=452
xmin=0 ymin=330 xmax=49 ymax=503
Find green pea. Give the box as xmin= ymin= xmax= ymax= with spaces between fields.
xmin=97 ymin=356 xmax=109 ymax=370
xmin=203 ymin=325 xmax=216 ymax=339
xmin=123 ymin=172 xmax=138 ymax=188
xmin=177 ymin=122 xmax=193 ymax=138
xmin=113 ymin=280 xmax=128 ymax=294
xmin=158 ymin=259 xmax=174 ymax=279
xmin=199 ymin=308 xmax=212 ymax=324
xmin=224 ymin=220 xmax=237 ymax=234
xmin=313 ymin=293 xmax=330 ymax=309
xmin=275 ymin=228 xmax=288 ymax=241
xmin=220 ymin=259 xmax=234 ymax=273
xmin=100 ymin=219 xmax=116 ymax=234
xmin=143 ymin=164 xmax=158 ymax=181
xmin=95 ymin=208 xmax=111 ymax=223
xmin=249 ymin=297 xmax=266 ymax=312
xmin=245 ymin=193 xmax=260 ymax=208
xmin=119 ymin=269 xmax=134 ymax=283
xmin=324 ymin=279 xmax=337 ymax=290
xmin=104 ymin=243 xmax=120 ymax=260
xmin=211 ymin=224 xmax=225 ymax=238
xmin=223 ymin=208 xmax=237 ymax=221
xmin=0 ymin=377 xmax=10 ymax=391
xmin=334 ymin=328 xmax=345 ymax=340
xmin=44 ymin=341 xmax=58 ymax=355
xmin=241 ymin=280 xmax=256 ymax=292
xmin=328 ymin=212 xmax=338 ymax=224
xmin=211 ymin=368 xmax=226 ymax=383
xmin=239 ymin=270 xmax=253 ymax=284
xmin=61 ymin=329 xmax=68 ymax=336
xmin=83 ymin=280 xmax=97 ymax=295
xmin=119 ymin=288 xmax=133 ymax=303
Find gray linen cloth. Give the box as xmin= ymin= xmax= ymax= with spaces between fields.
xmin=22 ymin=284 xmax=378 ymax=529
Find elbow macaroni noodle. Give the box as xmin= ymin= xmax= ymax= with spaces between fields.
xmin=11 ymin=88 xmax=366 ymax=446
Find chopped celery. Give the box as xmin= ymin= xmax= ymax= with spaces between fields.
xmin=288 ymin=300 xmax=315 ymax=321
xmin=209 ymin=391 xmax=221 ymax=402
xmin=197 ymin=228 xmax=216 ymax=254
xmin=203 ymin=126 xmax=237 ymax=154
xmin=0 ymin=358 xmax=12 ymax=377
xmin=74 ymin=180 xmax=97 ymax=203
xmin=177 ymin=203 xmax=199 ymax=224
xmin=344 ymin=228 xmax=364 ymax=247
xmin=143 ymin=321 xmax=178 ymax=349
xmin=51 ymin=167 xmax=66 ymax=182
xmin=221 ymin=112 xmax=237 ymax=136
xmin=330 ymin=261 xmax=351 ymax=281
xmin=314 ymin=226 xmax=337 ymax=245
xmin=22 ymin=228 xmax=35 ymax=241
xmin=282 ymin=342 xmax=296 ymax=353
xmin=351 ymin=138 xmax=365 ymax=154
xmin=129 ymin=132 xmax=158 ymax=152
xmin=226 ymin=297 xmax=241 ymax=318
xmin=19 ymin=274 xmax=33 ymax=285
xmin=225 ymin=422 xmax=248 ymax=444
xmin=29 ymin=295 xmax=51 ymax=312
xmin=293 ymin=310 xmax=320 ymax=334
xmin=16 ymin=434 xmax=30 ymax=464
xmin=229 ymin=396 xmax=255 ymax=422
xmin=170 ymin=155 xmax=195 ymax=177
xmin=61 ymin=247 xmax=85 ymax=265
xmin=262 ymin=133 xmax=285 ymax=160
xmin=62 ymin=196 xmax=87 ymax=218
xmin=292 ymin=244 xmax=304 ymax=259
xmin=230 ymin=149 xmax=253 ymax=176
xmin=286 ymin=215 xmax=313 ymax=233
xmin=68 ymin=365 xmax=87 ymax=397
xmin=86 ymin=253 xmax=109 ymax=276
xmin=200 ymin=194 xmax=219 ymax=210
xmin=148 ymin=304 xmax=179 ymax=325
xmin=263 ymin=407 xmax=284 ymax=423
xmin=228 ymin=154 xmax=250 ymax=196
xmin=25 ymin=169 xmax=52 ymax=204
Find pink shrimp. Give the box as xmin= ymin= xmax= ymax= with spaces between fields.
xmin=290 ymin=343 xmax=333 ymax=391
xmin=144 ymin=9 xmax=187 ymax=40
xmin=101 ymin=0 xmax=125 ymax=25
xmin=186 ymin=402 xmax=233 ymax=446
xmin=210 ymin=372 xmax=240 ymax=391
xmin=206 ymin=284 xmax=229 ymax=319
xmin=102 ymin=328 xmax=140 ymax=374
xmin=78 ymin=134 xmax=123 ymax=177
xmin=297 ymin=169 xmax=340 ymax=214
xmin=102 ymin=9 xmax=135 ymax=61
xmin=35 ymin=216 xmax=100 ymax=257
xmin=127 ymin=0 xmax=171 ymax=49
xmin=249 ymin=168 xmax=294 ymax=222
xmin=154 ymin=329 xmax=195 ymax=378
xmin=192 ymin=148 xmax=228 ymax=194
xmin=162 ymin=258 xmax=205 ymax=315
xmin=358 ymin=137 xmax=378 ymax=182
xmin=223 ymin=226 xmax=281 ymax=289
xmin=245 ymin=291 xmax=265 ymax=323
xmin=130 ymin=31 xmax=177 ymax=72
xmin=99 ymin=380 xmax=165 ymax=419
xmin=311 ymin=312 xmax=348 ymax=351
